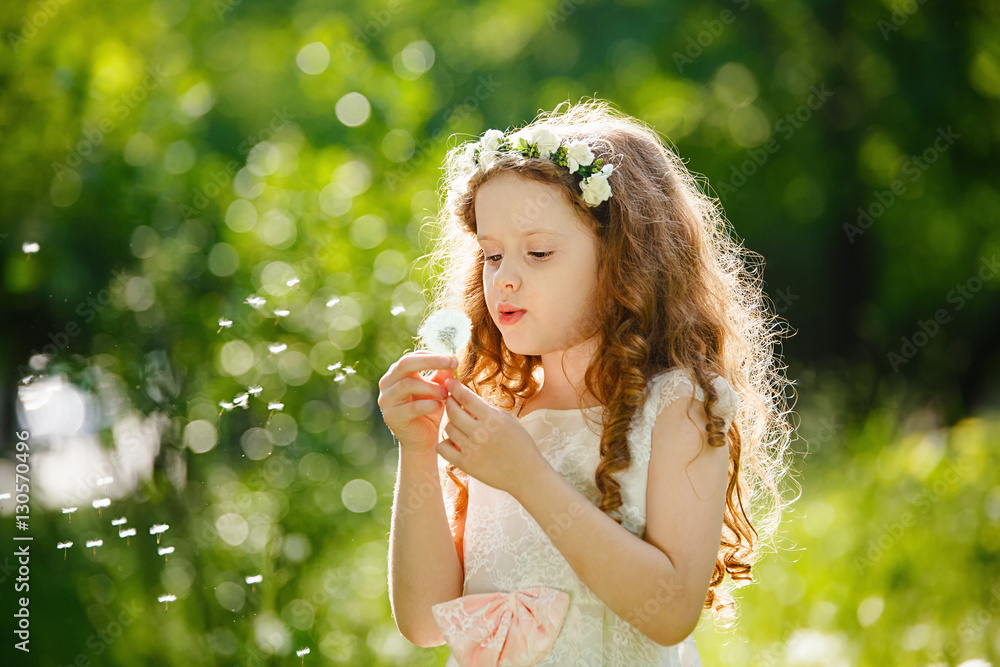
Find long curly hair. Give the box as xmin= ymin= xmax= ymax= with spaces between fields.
xmin=418 ymin=98 xmax=798 ymax=631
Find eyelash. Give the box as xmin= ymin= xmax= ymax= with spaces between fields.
xmin=483 ymin=251 xmax=552 ymax=264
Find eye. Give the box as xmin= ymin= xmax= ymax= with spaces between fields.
xmin=482 ymin=251 xmax=552 ymax=264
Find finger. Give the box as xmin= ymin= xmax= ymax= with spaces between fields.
xmin=381 ymin=376 xmax=449 ymax=408
xmin=404 ymin=399 xmax=445 ymax=418
xmin=443 ymin=419 xmax=468 ymax=447
xmin=444 ymin=380 xmax=483 ymax=417
xmin=380 ymin=353 xmax=456 ymax=390
xmin=444 ymin=395 xmax=475 ymax=430
xmin=437 ymin=437 xmax=462 ymax=462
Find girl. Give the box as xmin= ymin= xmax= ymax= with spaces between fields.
xmin=380 ymin=99 xmax=797 ymax=666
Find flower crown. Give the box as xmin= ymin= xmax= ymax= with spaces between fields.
xmin=464 ymin=127 xmax=614 ymax=207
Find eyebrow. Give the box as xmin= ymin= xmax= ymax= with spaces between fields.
xmin=476 ymin=230 xmax=562 ymax=241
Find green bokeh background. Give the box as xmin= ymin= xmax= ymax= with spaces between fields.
xmin=1 ymin=0 xmax=999 ymax=665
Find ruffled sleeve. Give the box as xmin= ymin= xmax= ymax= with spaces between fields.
xmin=648 ymin=368 xmax=740 ymax=432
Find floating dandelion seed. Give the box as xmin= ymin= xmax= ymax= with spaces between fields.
xmin=158 ymin=594 xmax=176 ymax=610
xmin=96 ymin=476 xmax=113 ymax=493
xmin=86 ymin=539 xmax=103 ymax=555
xmin=326 ymin=297 xmax=340 ymax=307
xmin=390 ymin=304 xmax=406 ymax=316
xmin=297 ymin=647 xmax=311 ymax=663
xmin=218 ymin=400 xmax=235 ymax=416
xmin=92 ymin=497 xmax=111 ymax=516
xmin=217 ymin=317 xmax=233 ymax=333
xmin=111 ymin=517 xmax=127 ymax=526
xmin=286 ymin=277 xmax=300 ymax=287
xmin=327 ymin=362 xmax=342 ymax=372
xmin=245 ymin=295 xmax=266 ymax=308
xmin=62 ymin=507 xmax=78 ymax=522
xmin=266 ymin=401 xmax=284 ymax=425
xmin=150 ymin=524 xmax=169 ymax=544
xmin=119 ymin=527 xmax=136 ymax=546
xmin=418 ymin=309 xmax=473 ymax=357
xmin=343 ymin=366 xmax=356 ymax=376
xmin=268 ymin=343 xmax=287 ymax=354
xmin=273 ymin=309 xmax=290 ymax=322
xmin=233 ymin=394 xmax=250 ymax=410
xmin=247 ymin=385 xmax=263 ymax=396
xmin=23 ymin=242 xmax=40 ymax=259
xmin=0 ymin=493 xmax=9 ymax=510
xmin=158 ymin=546 xmax=174 ymax=562
xmin=57 ymin=541 xmax=73 ymax=559
xmin=245 ymin=574 xmax=262 ymax=592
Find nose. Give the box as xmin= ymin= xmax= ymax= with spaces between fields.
xmin=492 ymin=256 xmax=520 ymax=293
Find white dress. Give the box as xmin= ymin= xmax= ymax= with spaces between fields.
xmin=441 ymin=367 xmax=741 ymax=667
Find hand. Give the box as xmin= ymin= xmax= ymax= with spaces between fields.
xmin=377 ymin=351 xmax=457 ymax=455
xmin=437 ymin=378 xmax=550 ymax=497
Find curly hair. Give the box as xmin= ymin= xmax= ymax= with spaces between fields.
xmin=418 ymin=98 xmax=799 ymax=631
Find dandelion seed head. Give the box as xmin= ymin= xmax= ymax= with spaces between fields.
xmin=92 ymin=498 xmax=111 ymax=509
xmin=86 ymin=539 xmax=103 ymax=548
xmin=390 ymin=305 xmax=406 ymax=316
xmin=245 ymin=295 xmax=266 ymax=308
xmin=418 ymin=309 xmax=473 ymax=357
xmin=158 ymin=594 xmax=176 ymax=603
xmin=111 ymin=517 xmax=127 ymax=526
xmin=218 ymin=318 xmax=233 ymax=328
xmin=57 ymin=541 xmax=73 ymax=549
xmin=273 ymin=309 xmax=290 ymax=317
xmin=267 ymin=402 xmax=284 ymax=410
xmin=326 ymin=362 xmax=341 ymax=371
xmin=119 ymin=528 xmax=136 ymax=538
xmin=268 ymin=343 xmax=287 ymax=354
xmin=62 ymin=507 xmax=78 ymax=514
xmin=286 ymin=277 xmax=300 ymax=287
xmin=150 ymin=524 xmax=169 ymax=535
xmin=233 ymin=393 xmax=249 ymax=406
xmin=219 ymin=401 xmax=235 ymax=411
xmin=23 ymin=242 xmax=40 ymax=254
xmin=247 ymin=385 xmax=263 ymax=396
xmin=296 ymin=648 xmax=311 ymax=657
xmin=245 ymin=574 xmax=263 ymax=584
xmin=326 ymin=297 xmax=340 ymax=307
xmin=158 ymin=547 xmax=175 ymax=555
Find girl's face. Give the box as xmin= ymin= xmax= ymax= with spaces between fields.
xmin=475 ymin=171 xmax=602 ymax=357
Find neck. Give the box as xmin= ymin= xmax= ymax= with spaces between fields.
xmin=536 ymin=335 xmax=601 ymax=405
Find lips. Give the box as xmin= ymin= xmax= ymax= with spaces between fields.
xmin=498 ymin=307 xmax=525 ymax=325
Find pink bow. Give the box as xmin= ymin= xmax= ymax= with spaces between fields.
xmin=431 ymin=586 xmax=570 ymax=667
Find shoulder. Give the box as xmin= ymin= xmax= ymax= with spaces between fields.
xmin=646 ymin=366 xmax=740 ymax=431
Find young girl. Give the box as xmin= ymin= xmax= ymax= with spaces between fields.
xmin=380 ymin=99 xmax=796 ymax=666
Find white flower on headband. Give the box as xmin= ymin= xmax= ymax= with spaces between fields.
xmin=418 ymin=309 xmax=472 ymax=357
xmin=580 ymin=163 xmax=615 ymax=207
xmin=565 ymin=140 xmax=595 ymax=173
xmin=512 ymin=127 xmax=560 ymax=158
xmin=468 ymin=127 xmax=613 ymax=206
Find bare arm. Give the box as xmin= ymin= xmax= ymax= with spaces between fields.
xmin=388 ymin=446 xmax=465 ymax=647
